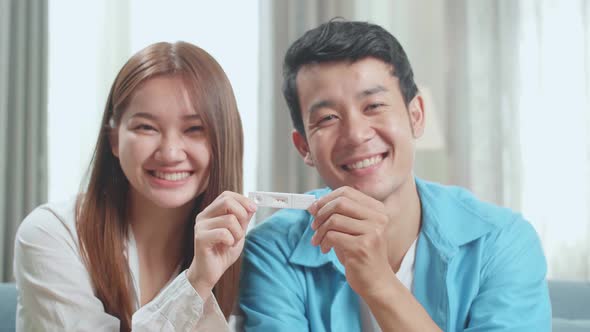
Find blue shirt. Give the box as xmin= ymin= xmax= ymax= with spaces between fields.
xmin=239 ymin=178 xmax=551 ymax=331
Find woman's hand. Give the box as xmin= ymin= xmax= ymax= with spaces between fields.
xmin=186 ymin=191 xmax=256 ymax=300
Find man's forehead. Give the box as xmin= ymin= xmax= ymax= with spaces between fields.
xmin=297 ymin=57 xmax=395 ymax=74
xmin=296 ymin=61 xmax=397 ymax=95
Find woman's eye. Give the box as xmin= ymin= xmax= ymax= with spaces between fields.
xmin=185 ymin=126 xmax=204 ymax=133
xmin=135 ymin=124 xmax=156 ymax=132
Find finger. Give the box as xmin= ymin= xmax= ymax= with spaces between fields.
xmin=319 ymin=230 xmax=356 ymax=254
xmin=309 ymin=186 xmax=382 ymax=217
xmin=219 ymin=191 xmax=258 ymax=214
xmin=196 ymin=228 xmax=235 ymax=248
xmin=311 ymin=213 xmax=370 ymax=246
xmin=196 ymin=215 xmax=244 ymax=243
xmin=198 ymin=192 xmax=255 ymax=228
xmin=311 ymin=195 xmax=367 ymax=230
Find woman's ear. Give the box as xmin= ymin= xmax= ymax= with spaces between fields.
xmin=409 ymin=94 xmax=426 ymax=138
xmin=109 ymin=129 xmax=119 ymax=158
xmin=292 ymin=130 xmax=314 ymax=167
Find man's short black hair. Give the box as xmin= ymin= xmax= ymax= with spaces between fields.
xmin=282 ymin=19 xmax=419 ymax=136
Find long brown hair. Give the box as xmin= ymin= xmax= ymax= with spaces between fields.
xmin=76 ymin=42 xmax=243 ymax=331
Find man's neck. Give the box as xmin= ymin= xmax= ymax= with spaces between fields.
xmin=382 ymin=176 xmax=422 ymax=273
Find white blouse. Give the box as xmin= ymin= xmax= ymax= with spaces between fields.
xmin=13 ymin=198 xmax=230 ymax=331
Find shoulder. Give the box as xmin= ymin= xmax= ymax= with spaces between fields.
xmin=419 ymin=178 xmax=535 ymax=237
xmin=16 ymin=196 xmax=80 ymax=250
xmin=420 ymin=180 xmax=543 ymax=270
xmin=444 ymin=184 xmax=538 ymax=242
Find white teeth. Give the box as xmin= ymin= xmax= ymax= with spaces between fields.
xmin=153 ymin=171 xmax=191 ymax=181
xmin=347 ymin=155 xmax=383 ymax=170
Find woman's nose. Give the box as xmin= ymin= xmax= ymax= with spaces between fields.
xmin=155 ymin=137 xmax=187 ymax=163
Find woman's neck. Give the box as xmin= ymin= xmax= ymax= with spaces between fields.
xmin=127 ymin=190 xmax=195 ymax=261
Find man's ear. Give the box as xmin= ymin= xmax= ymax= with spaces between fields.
xmin=408 ymin=94 xmax=425 ymax=138
xmin=292 ymin=129 xmax=314 ymax=167
xmin=109 ymin=129 xmax=119 ymax=158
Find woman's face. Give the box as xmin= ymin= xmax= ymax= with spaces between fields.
xmin=111 ymin=75 xmax=211 ymax=209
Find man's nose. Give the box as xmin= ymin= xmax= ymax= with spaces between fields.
xmin=341 ymin=113 xmax=375 ymax=146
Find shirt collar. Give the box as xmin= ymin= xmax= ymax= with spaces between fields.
xmin=415 ymin=177 xmax=496 ymax=259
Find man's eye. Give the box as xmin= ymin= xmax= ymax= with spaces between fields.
xmin=366 ymin=103 xmax=385 ymax=111
xmin=319 ymin=114 xmax=338 ymax=123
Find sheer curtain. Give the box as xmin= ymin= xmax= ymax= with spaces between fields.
xmin=518 ymin=0 xmax=590 ymax=280
xmin=0 ymin=0 xmax=48 ymax=282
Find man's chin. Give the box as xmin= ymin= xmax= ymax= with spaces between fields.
xmin=330 ymin=183 xmax=390 ymax=201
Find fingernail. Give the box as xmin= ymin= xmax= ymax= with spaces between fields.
xmin=249 ymin=203 xmax=257 ymax=211
xmin=308 ymin=202 xmax=317 ymax=215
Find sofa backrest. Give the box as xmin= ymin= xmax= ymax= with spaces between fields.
xmin=549 ymin=280 xmax=590 ymax=332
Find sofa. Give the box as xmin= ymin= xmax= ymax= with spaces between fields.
xmin=0 ymin=280 xmax=589 ymax=331
xmin=0 ymin=283 xmax=16 ymax=331
xmin=549 ymin=280 xmax=590 ymax=331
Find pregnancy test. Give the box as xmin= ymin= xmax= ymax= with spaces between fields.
xmin=248 ymin=191 xmax=316 ymax=210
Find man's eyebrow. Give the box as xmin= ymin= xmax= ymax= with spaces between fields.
xmin=356 ymin=85 xmax=388 ymax=99
xmin=308 ymin=100 xmax=336 ymax=115
xmin=307 ymin=86 xmax=387 ymax=115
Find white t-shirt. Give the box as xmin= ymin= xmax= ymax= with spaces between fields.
xmin=13 ymin=198 xmax=229 ymax=331
xmin=359 ymin=238 xmax=418 ymax=332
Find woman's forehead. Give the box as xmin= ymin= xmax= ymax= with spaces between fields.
xmin=126 ymin=76 xmax=200 ymax=117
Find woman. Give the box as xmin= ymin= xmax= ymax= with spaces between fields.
xmin=13 ymin=41 xmax=254 ymax=331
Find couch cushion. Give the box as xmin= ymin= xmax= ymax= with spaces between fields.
xmin=549 ymin=280 xmax=590 ymax=320
xmin=552 ymin=318 xmax=590 ymax=332
xmin=0 ymin=283 xmax=17 ymax=331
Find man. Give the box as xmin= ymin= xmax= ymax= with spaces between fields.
xmin=239 ymin=20 xmax=551 ymax=331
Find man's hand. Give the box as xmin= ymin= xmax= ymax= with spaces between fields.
xmin=309 ymin=186 xmax=441 ymax=332
xmin=308 ymin=186 xmax=396 ymax=298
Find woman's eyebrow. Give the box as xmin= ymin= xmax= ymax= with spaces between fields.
xmin=182 ymin=114 xmax=202 ymax=120
xmin=129 ymin=112 xmax=158 ymax=120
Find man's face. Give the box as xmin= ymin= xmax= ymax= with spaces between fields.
xmin=292 ymin=57 xmax=424 ymax=202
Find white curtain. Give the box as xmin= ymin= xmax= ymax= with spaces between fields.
xmin=518 ymin=0 xmax=590 ymax=280
xmin=0 ymin=0 xmax=48 ymax=282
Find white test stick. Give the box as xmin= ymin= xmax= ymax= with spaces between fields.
xmin=248 ymin=191 xmax=316 ymax=210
